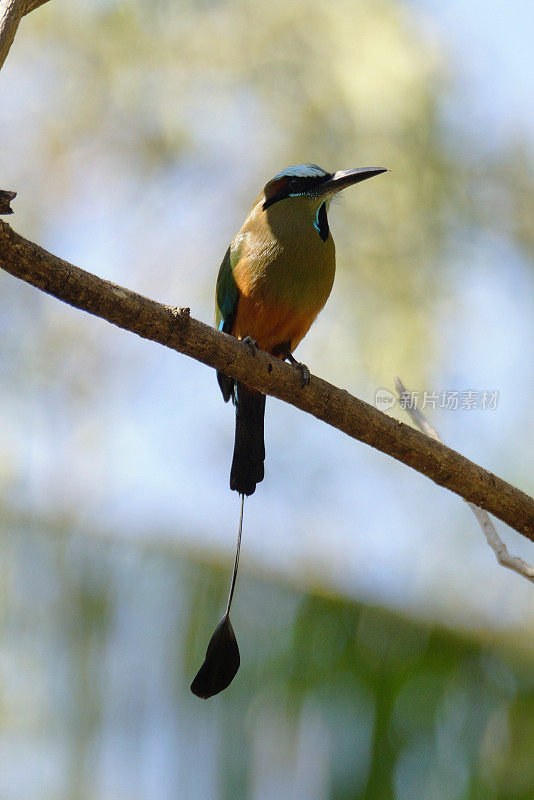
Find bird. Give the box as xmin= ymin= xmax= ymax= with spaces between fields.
xmin=190 ymin=163 xmax=387 ymax=699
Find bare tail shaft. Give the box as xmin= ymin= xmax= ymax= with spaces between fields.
xmin=190 ymin=495 xmax=244 ymax=699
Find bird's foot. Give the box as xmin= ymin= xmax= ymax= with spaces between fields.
xmin=241 ymin=336 xmax=258 ymax=356
xmin=286 ymin=353 xmax=311 ymax=387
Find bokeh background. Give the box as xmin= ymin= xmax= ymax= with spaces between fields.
xmin=1 ymin=0 xmax=534 ymax=797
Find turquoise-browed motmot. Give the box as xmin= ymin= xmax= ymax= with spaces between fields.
xmin=191 ymin=163 xmax=387 ymax=698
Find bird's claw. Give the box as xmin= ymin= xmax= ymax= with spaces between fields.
xmin=296 ymin=362 xmax=311 ymax=387
xmin=286 ymin=353 xmax=310 ymax=387
xmin=241 ymin=336 xmax=258 ymax=356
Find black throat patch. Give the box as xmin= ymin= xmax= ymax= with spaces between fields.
xmin=315 ymin=202 xmax=329 ymax=242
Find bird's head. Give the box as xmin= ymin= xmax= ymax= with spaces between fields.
xmin=259 ymin=164 xmax=387 ymax=241
xmin=262 ymin=163 xmax=387 ymax=211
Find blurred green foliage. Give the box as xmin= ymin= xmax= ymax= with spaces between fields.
xmin=1 ymin=510 xmax=533 ymax=799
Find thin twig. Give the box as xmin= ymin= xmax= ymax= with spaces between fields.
xmin=395 ymin=377 xmax=534 ymax=584
xmin=0 ymin=217 xmax=533 ymax=539
xmin=0 ymin=0 xmax=52 ymax=71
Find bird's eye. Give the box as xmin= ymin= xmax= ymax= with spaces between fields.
xmin=289 ymin=178 xmax=299 ymax=192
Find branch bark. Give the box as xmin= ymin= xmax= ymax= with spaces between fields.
xmin=1 ymin=218 xmax=533 ymax=540
xmin=0 ymin=0 xmax=51 ymax=70
xmin=0 ymin=190 xmax=16 ymax=214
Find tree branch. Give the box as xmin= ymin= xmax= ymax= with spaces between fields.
xmin=0 ymin=0 xmax=52 ymax=70
xmin=0 ymin=190 xmax=16 ymax=214
xmin=395 ymin=377 xmax=534 ymax=583
xmin=0 ymin=217 xmax=533 ymax=540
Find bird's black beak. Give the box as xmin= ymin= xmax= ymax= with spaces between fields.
xmin=318 ymin=167 xmax=388 ymax=196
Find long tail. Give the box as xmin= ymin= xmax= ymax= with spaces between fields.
xmin=230 ymin=382 xmax=266 ymax=496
